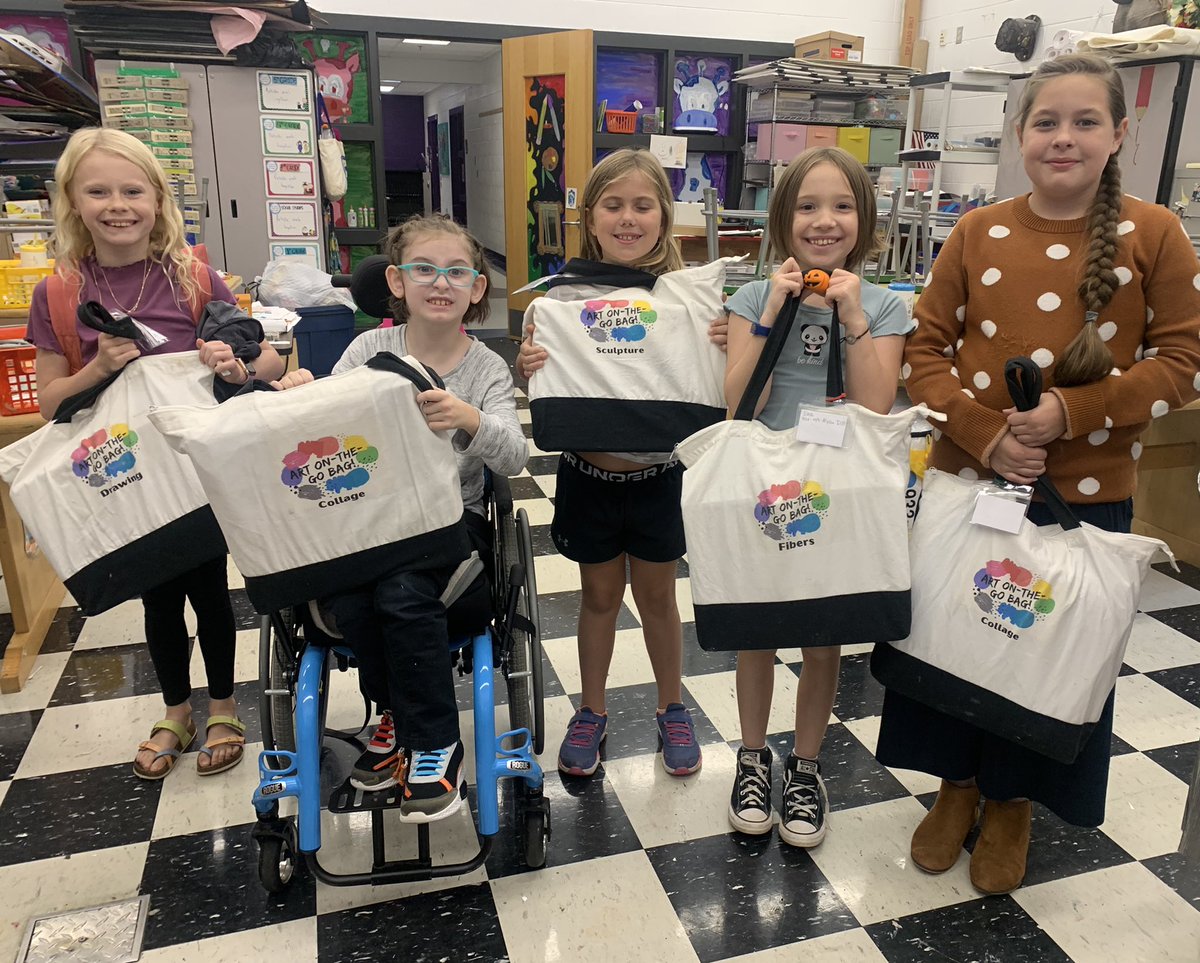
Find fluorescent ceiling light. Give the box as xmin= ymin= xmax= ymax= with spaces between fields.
xmin=380 ymin=84 xmax=395 ymax=92
xmin=403 ymin=38 xmax=450 ymax=45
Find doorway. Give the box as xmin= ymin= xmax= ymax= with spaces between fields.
xmin=426 ymin=113 xmax=441 ymax=214
xmin=449 ymin=105 xmax=467 ymax=225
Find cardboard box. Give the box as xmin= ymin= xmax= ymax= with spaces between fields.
xmin=794 ymin=31 xmax=864 ymax=63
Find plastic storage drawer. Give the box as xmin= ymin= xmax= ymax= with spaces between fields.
xmin=837 ymin=126 xmax=871 ymax=164
xmin=754 ymin=123 xmax=808 ymax=162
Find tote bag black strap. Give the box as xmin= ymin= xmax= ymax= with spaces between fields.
xmin=826 ymin=302 xmax=845 ymax=405
xmin=364 ymin=350 xmax=446 ymax=393
xmin=733 ymin=294 xmax=800 ymax=421
xmin=1003 ymin=356 xmax=1081 ymax=531
xmin=53 ymin=368 xmax=123 ymax=424
xmin=77 ymin=300 xmax=142 ymax=340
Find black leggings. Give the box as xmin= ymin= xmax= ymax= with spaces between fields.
xmin=142 ymin=554 xmax=237 ymax=706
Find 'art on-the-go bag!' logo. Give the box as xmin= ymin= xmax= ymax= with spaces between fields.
xmin=580 ymin=299 xmax=658 ymax=354
xmin=754 ymin=479 xmax=830 ymax=551
xmin=71 ymin=424 xmax=142 ymax=497
xmin=281 ymin=434 xmax=378 ymax=508
xmin=972 ymin=558 xmax=1056 ymax=639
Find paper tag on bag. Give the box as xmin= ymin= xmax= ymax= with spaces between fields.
xmin=795 ymin=406 xmax=849 ymax=447
xmin=970 ymin=488 xmax=1030 ymax=534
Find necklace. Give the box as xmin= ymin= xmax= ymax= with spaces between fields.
xmin=90 ymin=258 xmax=153 ymax=316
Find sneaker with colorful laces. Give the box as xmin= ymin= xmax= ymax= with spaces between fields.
xmin=557 ymin=706 xmax=607 ymax=776
xmin=350 ymin=710 xmax=404 ymax=791
xmin=656 ymin=703 xmax=702 ymax=775
xmin=779 ymin=753 xmax=828 ymax=848
xmin=401 ymin=741 xmax=465 ymax=821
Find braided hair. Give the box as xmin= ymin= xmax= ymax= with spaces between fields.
xmin=1015 ymin=53 xmax=1127 ymax=387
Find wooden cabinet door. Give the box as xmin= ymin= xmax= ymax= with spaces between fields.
xmin=502 ymin=30 xmax=594 ymax=318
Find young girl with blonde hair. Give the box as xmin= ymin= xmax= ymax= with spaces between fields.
xmin=27 ymin=127 xmax=284 ymax=779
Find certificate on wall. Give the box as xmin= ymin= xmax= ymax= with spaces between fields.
xmin=257 ymin=70 xmax=312 ymax=112
xmin=267 ymin=201 xmax=319 ymax=238
xmin=264 ymin=158 xmax=317 ymax=197
xmin=269 ymin=242 xmax=321 ymax=268
xmin=261 ymin=116 xmax=314 ymax=156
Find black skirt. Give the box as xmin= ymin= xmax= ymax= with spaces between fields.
xmin=875 ymin=497 xmax=1133 ymax=827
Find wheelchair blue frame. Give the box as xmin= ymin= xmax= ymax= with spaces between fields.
xmin=251 ymin=625 xmax=546 ymax=886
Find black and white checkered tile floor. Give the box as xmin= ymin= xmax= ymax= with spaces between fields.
xmin=0 ymin=341 xmax=1198 ymax=962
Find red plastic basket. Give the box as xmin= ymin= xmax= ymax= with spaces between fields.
xmin=605 ymin=110 xmax=637 ymax=134
xmin=0 ymin=344 xmax=40 ymax=415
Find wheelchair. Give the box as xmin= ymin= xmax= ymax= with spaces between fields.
xmin=249 ymin=256 xmax=547 ymax=892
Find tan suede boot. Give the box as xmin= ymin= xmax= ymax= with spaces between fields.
xmin=970 ymin=798 xmax=1032 ymax=895
xmin=910 ymin=780 xmax=981 ymax=873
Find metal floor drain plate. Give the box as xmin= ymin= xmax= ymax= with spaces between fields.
xmin=17 ymin=895 xmax=149 ymax=963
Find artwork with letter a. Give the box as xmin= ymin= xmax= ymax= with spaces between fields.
xmin=526 ymin=75 xmax=566 ymax=283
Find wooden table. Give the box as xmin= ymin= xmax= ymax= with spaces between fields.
xmin=1133 ymin=400 xmax=1200 ymax=565
xmin=0 ymin=411 xmax=65 ymax=693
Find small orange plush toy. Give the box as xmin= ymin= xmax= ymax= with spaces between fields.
xmin=803 ymin=269 xmax=830 ymax=296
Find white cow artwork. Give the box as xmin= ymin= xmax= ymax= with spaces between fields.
xmin=673 ymin=59 xmax=729 ymax=133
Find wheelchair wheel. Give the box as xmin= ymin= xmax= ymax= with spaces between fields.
xmin=258 ymin=611 xmax=297 ymax=769
xmin=523 ymin=808 xmax=548 ymax=869
xmin=501 ymin=507 xmax=544 ymax=754
xmin=257 ymin=824 xmax=297 ymax=893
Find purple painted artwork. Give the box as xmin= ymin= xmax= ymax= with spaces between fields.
xmin=672 ymin=55 xmax=735 ymax=135
xmin=596 ymin=48 xmax=662 ymax=121
xmin=670 ymin=152 xmax=728 ymax=204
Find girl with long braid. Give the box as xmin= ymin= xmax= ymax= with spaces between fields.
xmin=875 ymin=53 xmax=1200 ymax=894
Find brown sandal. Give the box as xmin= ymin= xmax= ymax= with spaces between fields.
xmin=197 ymin=715 xmax=246 ymax=776
xmin=133 ymin=718 xmax=197 ymax=780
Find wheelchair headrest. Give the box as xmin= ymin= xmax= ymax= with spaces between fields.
xmin=347 ymin=254 xmax=394 ymax=320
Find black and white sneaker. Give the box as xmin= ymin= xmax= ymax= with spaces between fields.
xmin=401 ymin=741 xmax=465 ymax=821
xmin=728 ymin=745 xmax=774 ymax=835
xmin=349 ymin=710 xmax=404 ymax=791
xmin=779 ymin=753 xmax=828 ymax=848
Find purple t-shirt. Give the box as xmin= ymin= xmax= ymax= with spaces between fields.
xmin=27 ymin=257 xmax=236 ymax=365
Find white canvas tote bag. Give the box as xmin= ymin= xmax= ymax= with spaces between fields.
xmin=149 ymin=352 xmax=471 ymax=613
xmin=526 ymin=259 xmax=730 ymax=451
xmin=870 ymin=468 xmax=1169 ymax=763
xmin=676 ymin=290 xmax=933 ymax=650
xmin=0 ymin=353 xmax=227 ymax=615
xmin=871 ymin=359 xmax=1171 ymax=763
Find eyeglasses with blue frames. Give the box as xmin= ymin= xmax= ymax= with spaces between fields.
xmin=396 ymin=262 xmax=481 ymax=287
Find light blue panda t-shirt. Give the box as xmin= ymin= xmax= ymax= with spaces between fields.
xmin=724 ymin=279 xmax=914 ymax=430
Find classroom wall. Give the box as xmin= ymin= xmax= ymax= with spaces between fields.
xmin=915 ymin=1 xmax=1126 ymax=194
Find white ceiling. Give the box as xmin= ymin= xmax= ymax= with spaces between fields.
xmin=377 ymin=37 xmax=499 ymax=95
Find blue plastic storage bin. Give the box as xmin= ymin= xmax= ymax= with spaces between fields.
xmin=293 ymin=305 xmax=356 ymax=378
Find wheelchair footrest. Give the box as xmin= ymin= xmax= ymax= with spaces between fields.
xmin=327 ymin=778 xmax=405 ymax=814
xmin=327 ymin=777 xmax=470 ymax=823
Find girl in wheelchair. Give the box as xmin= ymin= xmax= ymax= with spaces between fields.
xmin=275 ymin=215 xmax=526 ymax=819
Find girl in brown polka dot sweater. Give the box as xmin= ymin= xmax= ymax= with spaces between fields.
xmin=878 ymin=52 xmax=1200 ymax=896
xmin=905 ymin=150 xmax=1200 ymax=503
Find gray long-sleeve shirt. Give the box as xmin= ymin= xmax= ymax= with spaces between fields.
xmin=332 ymin=325 xmax=527 ymax=516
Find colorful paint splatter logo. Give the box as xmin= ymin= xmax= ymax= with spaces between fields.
xmin=281 ymin=435 xmax=378 ymax=508
xmin=71 ymin=425 xmax=139 ymax=494
xmin=754 ymin=480 xmax=830 ymax=551
xmin=580 ymin=299 xmax=658 ymax=350
xmin=972 ymin=558 xmax=1056 ymax=639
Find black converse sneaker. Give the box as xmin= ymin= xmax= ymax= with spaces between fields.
xmin=728 ymin=745 xmax=774 ymax=835
xmin=779 ymin=753 xmax=828 ymax=848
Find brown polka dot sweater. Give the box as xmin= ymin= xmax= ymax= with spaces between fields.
xmin=905 ymin=194 xmax=1200 ymax=503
